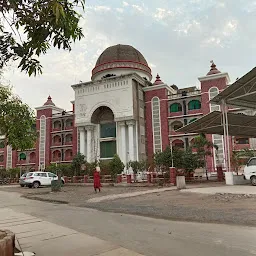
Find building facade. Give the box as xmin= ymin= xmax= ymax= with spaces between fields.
xmin=0 ymin=44 xmax=253 ymax=172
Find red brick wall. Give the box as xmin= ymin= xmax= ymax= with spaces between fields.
xmin=200 ymin=76 xmax=228 ymax=171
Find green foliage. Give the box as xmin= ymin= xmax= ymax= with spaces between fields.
xmin=0 ymin=168 xmax=7 ymax=178
xmin=231 ymin=148 xmax=255 ymax=172
xmin=71 ymin=153 xmax=85 ymax=175
xmin=7 ymin=168 xmax=20 ymax=178
xmin=109 ymin=154 xmax=124 ymax=179
xmin=180 ymin=148 xmax=200 ymax=173
xmin=85 ymin=161 xmax=98 ymax=176
xmin=192 ymin=133 xmax=217 ymax=168
xmin=127 ymin=160 xmax=146 ymax=174
xmin=0 ymin=0 xmax=85 ymax=76
xmin=0 ymin=86 xmax=37 ymax=150
xmin=99 ymin=160 xmax=111 ymax=175
xmin=45 ymin=163 xmax=73 ymax=176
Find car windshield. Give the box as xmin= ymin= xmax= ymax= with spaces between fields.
xmin=26 ymin=173 xmax=33 ymax=177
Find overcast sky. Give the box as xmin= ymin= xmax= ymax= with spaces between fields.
xmin=4 ymin=0 xmax=256 ymax=111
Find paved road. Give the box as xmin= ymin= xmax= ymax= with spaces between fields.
xmin=1 ymin=190 xmax=256 ymax=256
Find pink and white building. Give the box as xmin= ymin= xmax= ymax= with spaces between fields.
xmin=0 ymin=44 xmax=253 ymax=172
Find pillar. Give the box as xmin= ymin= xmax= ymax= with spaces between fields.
xmin=126 ymin=120 xmax=135 ymax=161
xmin=170 ymin=167 xmax=177 ymax=185
xmin=85 ymin=125 xmax=93 ymax=163
xmin=79 ymin=127 xmax=85 ymax=155
xmin=119 ymin=121 xmax=127 ymax=163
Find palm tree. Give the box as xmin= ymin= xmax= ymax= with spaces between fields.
xmin=192 ymin=133 xmax=218 ymax=180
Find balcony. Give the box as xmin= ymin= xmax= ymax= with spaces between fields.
xmin=169 ymin=90 xmax=201 ymax=100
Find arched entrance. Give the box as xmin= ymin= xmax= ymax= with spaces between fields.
xmin=91 ymin=106 xmax=116 ymax=159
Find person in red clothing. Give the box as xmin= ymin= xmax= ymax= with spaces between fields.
xmin=93 ymin=166 xmax=101 ymax=193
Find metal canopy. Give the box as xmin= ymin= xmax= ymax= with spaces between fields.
xmin=177 ymin=111 xmax=256 ymax=137
xmin=211 ymin=67 xmax=256 ymax=109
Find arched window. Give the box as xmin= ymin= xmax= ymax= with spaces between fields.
xmin=188 ymin=100 xmax=201 ymax=110
xmin=65 ymin=134 xmax=73 ymax=143
xmin=170 ymin=103 xmax=182 ymax=113
xmin=152 ymin=97 xmax=162 ymax=152
xmin=170 ymin=121 xmax=183 ymax=132
xmin=209 ymin=87 xmax=220 ymax=112
xmin=172 ymin=139 xmax=184 ymax=149
xmin=53 ymin=120 xmax=61 ymax=129
xmin=0 ymin=140 xmax=5 ymax=148
xmin=39 ymin=115 xmax=46 ymax=170
xmin=189 ymin=118 xmax=197 ymax=123
xmin=19 ymin=153 xmax=26 ymax=160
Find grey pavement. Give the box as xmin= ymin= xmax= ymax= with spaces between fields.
xmin=183 ymin=185 xmax=256 ymax=195
xmin=1 ymin=190 xmax=256 ymax=256
xmin=87 ymin=187 xmax=176 ymax=203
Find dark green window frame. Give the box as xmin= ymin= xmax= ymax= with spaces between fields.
xmin=188 ymin=100 xmax=201 ymax=110
xmin=170 ymin=103 xmax=182 ymax=113
xmin=100 ymin=141 xmax=116 ymax=158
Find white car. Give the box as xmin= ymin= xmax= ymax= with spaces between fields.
xmin=23 ymin=172 xmax=65 ymax=188
xmin=244 ymin=157 xmax=256 ymax=185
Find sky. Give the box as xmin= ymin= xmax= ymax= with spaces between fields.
xmin=4 ymin=0 xmax=256 ymax=111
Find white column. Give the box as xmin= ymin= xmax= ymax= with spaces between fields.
xmin=85 ymin=125 xmax=94 ymax=162
xmin=79 ymin=127 xmax=86 ymax=155
xmin=119 ymin=121 xmax=127 ymax=163
xmin=126 ymin=120 xmax=135 ymax=161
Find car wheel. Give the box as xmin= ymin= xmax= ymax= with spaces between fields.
xmin=61 ymin=180 xmax=64 ymax=185
xmin=33 ymin=181 xmax=40 ymax=188
xmin=28 ymin=184 xmax=33 ymax=188
xmin=20 ymin=184 xmax=24 ymax=187
xmin=250 ymin=176 xmax=256 ymax=186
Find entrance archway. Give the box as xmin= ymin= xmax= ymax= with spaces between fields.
xmin=91 ymin=106 xmax=116 ymax=159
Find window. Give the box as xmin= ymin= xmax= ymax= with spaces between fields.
xmin=39 ymin=115 xmax=46 ymax=170
xmin=209 ymin=87 xmax=220 ymax=112
xmin=39 ymin=173 xmax=47 ymax=177
xmin=53 ymin=121 xmax=61 ymax=129
xmin=189 ymin=118 xmax=197 ymax=123
xmin=100 ymin=141 xmax=116 ymax=158
xmin=48 ymin=173 xmax=57 ymax=178
xmin=248 ymin=158 xmax=256 ymax=167
xmin=235 ymin=138 xmax=249 ymax=144
xmin=0 ymin=155 xmax=3 ymax=162
xmin=170 ymin=103 xmax=182 ymax=113
xmin=66 ymin=135 xmax=73 ymax=142
xmin=0 ymin=140 xmax=4 ymax=148
xmin=152 ymin=97 xmax=162 ymax=153
xmin=171 ymin=121 xmax=183 ymax=131
xmin=19 ymin=153 xmax=26 ymax=161
xmin=100 ymin=123 xmax=116 ymax=138
xmin=188 ymin=100 xmax=201 ymax=110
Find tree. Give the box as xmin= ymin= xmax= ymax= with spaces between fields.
xmin=127 ymin=160 xmax=146 ymax=182
xmin=231 ymin=148 xmax=254 ymax=174
xmin=71 ymin=152 xmax=85 ymax=176
xmin=154 ymin=146 xmax=172 ymax=172
xmin=0 ymin=0 xmax=84 ymax=76
xmin=0 ymin=86 xmax=37 ymax=150
xmin=181 ymin=148 xmax=200 ymax=173
xmin=192 ymin=134 xmax=217 ymax=180
xmin=109 ymin=154 xmax=124 ymax=180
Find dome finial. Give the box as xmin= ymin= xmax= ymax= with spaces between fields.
xmin=207 ymin=60 xmax=221 ymax=75
xmin=44 ymin=95 xmax=55 ymax=106
xmin=153 ymin=73 xmax=164 ymax=85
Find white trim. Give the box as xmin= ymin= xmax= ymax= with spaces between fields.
xmin=209 ymin=87 xmax=220 ymax=112
xmin=169 ymin=133 xmax=198 ymax=137
xmin=135 ymin=120 xmax=139 ymax=161
xmin=198 ymin=72 xmax=230 ymax=83
xmin=151 ymin=96 xmax=162 ymax=153
xmin=35 ymin=105 xmax=63 ymax=112
xmin=39 ymin=115 xmax=46 ymax=170
xmin=143 ymin=83 xmax=176 ymax=94
xmin=168 ymin=113 xmax=203 ymax=119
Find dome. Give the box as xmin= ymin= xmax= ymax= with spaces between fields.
xmin=92 ymin=44 xmax=152 ymax=81
xmin=95 ymin=44 xmax=148 ymax=66
xmin=43 ymin=96 xmax=55 ymax=106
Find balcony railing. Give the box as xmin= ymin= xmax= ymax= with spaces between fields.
xmin=169 ymin=90 xmax=201 ymax=100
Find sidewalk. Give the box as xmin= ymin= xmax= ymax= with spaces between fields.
xmin=87 ymin=187 xmax=177 ymax=203
xmin=0 ymin=208 xmax=144 ymax=256
xmin=182 ymin=185 xmax=256 ymax=195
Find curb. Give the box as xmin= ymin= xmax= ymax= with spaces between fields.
xmin=22 ymin=194 xmax=68 ymax=204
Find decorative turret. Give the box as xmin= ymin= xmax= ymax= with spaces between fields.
xmin=153 ymin=74 xmax=164 ymax=85
xmin=43 ymin=96 xmax=55 ymax=106
xmin=207 ymin=61 xmax=221 ymax=75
